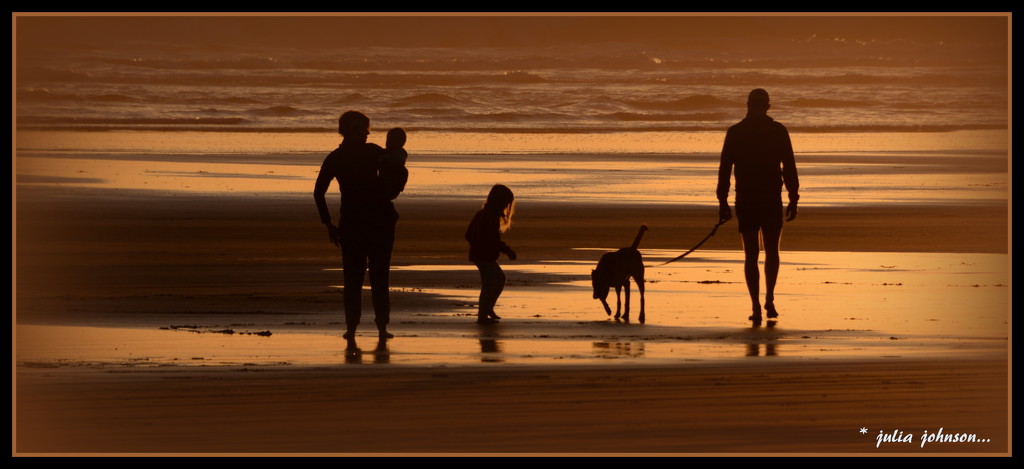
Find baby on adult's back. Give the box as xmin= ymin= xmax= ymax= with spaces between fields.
xmin=379 ymin=127 xmax=408 ymax=201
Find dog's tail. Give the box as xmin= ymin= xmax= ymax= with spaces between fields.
xmin=630 ymin=224 xmax=649 ymax=251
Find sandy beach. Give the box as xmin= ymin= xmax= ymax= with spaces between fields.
xmin=15 ymin=359 xmax=1009 ymax=454
xmin=13 ymin=149 xmax=1010 ymax=456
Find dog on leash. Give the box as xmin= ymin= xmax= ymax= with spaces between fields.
xmin=591 ymin=225 xmax=647 ymax=323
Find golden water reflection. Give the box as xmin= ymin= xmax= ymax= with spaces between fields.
xmin=15 ymin=129 xmax=1010 ymax=155
xmin=15 ymin=321 xmax=1002 ymax=369
xmin=399 ymin=250 xmax=1009 ymax=339
xmin=16 ymin=138 xmax=1009 ymax=206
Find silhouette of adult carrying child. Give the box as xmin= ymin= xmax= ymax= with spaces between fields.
xmin=716 ymin=89 xmax=800 ymax=324
xmin=314 ymin=111 xmax=405 ymax=340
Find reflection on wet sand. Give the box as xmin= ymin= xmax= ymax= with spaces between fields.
xmin=14 ymin=318 xmax=1003 ymax=369
xmin=593 ymin=341 xmax=646 ymax=359
xmin=746 ymin=343 xmax=778 ymax=357
xmin=374 ymin=339 xmax=391 ymax=364
xmin=344 ymin=337 xmax=391 ymax=365
xmin=344 ymin=338 xmax=361 ymax=365
xmin=14 ymin=250 xmax=1008 ymax=368
xmin=744 ymin=318 xmax=780 ymax=356
xmin=479 ymin=336 xmax=503 ymax=364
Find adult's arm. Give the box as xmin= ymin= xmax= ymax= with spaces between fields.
xmin=313 ymin=159 xmax=334 ymax=226
xmin=716 ymin=129 xmax=735 ymax=223
xmin=780 ymin=127 xmax=799 ymax=221
xmin=313 ymin=159 xmax=340 ymax=245
xmin=780 ymin=128 xmax=799 ymax=205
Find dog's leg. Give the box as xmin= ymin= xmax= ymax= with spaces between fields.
xmin=636 ymin=276 xmax=646 ymax=324
xmin=613 ymin=285 xmax=622 ymax=320
xmin=622 ymin=279 xmax=631 ymax=322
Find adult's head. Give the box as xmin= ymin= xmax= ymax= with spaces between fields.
xmin=746 ymin=88 xmax=771 ymax=115
xmin=338 ymin=111 xmax=371 ymax=141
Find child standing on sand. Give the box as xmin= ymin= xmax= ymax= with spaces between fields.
xmin=379 ymin=127 xmax=409 ymax=201
xmin=465 ymin=184 xmax=517 ymax=325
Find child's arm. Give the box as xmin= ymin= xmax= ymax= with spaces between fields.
xmin=501 ymin=244 xmax=517 ymax=261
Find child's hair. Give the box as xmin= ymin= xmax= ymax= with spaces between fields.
xmin=386 ymin=127 xmax=407 ymax=149
xmin=483 ymin=184 xmax=515 ymax=232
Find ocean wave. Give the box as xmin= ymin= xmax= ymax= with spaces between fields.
xmin=787 ymin=98 xmax=879 ymax=108
xmin=18 ymin=89 xmax=141 ymax=103
xmin=626 ymin=95 xmax=729 ymax=111
xmin=16 ymin=116 xmax=250 ymax=126
xmin=607 ymin=112 xmax=731 ymax=122
xmin=218 ymin=96 xmax=263 ymax=105
xmin=464 ymin=111 xmax=573 ymax=123
xmin=327 ymin=93 xmax=370 ymax=105
xmin=13 ymin=121 xmax=1009 ymax=134
xmin=785 ymin=123 xmax=1006 ymax=133
xmin=15 ymin=44 xmax=1006 ymax=140
xmin=15 ymin=124 xmax=321 ymax=133
xmin=176 ymin=96 xmax=263 ymax=105
xmin=91 ymin=94 xmax=139 ymax=102
xmin=97 ymin=56 xmax=288 ymax=71
xmin=343 ymin=72 xmax=548 ymax=87
xmin=17 ymin=66 xmax=93 ymax=82
xmin=556 ymin=96 xmax=633 ymax=112
xmin=389 ymin=93 xmax=470 ymax=106
xmin=246 ymin=106 xmax=316 ymax=117
xmin=501 ymin=71 xmax=546 ymax=83
xmin=381 ymin=108 xmax=471 ymax=117
xmin=770 ymin=72 xmax=1000 ymax=86
xmin=17 ymin=88 xmax=78 ymax=101
xmin=19 ymin=63 xmax=999 ymax=93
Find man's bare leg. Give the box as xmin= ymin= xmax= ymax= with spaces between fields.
xmin=741 ymin=229 xmax=762 ymax=319
xmin=763 ymin=227 xmax=783 ymax=318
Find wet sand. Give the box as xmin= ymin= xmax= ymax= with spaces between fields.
xmin=16 ymin=359 xmax=1008 ymax=454
xmin=13 ymin=151 xmax=1010 ymax=455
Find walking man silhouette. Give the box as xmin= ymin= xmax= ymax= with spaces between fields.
xmin=716 ymin=89 xmax=800 ymax=323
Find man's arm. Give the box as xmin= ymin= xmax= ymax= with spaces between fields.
xmin=780 ymin=128 xmax=799 ymax=221
xmin=716 ymin=129 xmax=735 ymax=223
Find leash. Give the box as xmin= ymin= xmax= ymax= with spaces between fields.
xmin=650 ymin=220 xmax=728 ymax=267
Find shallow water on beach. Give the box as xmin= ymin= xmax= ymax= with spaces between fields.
xmin=16 ymin=251 xmax=1008 ymax=368
xmin=14 ymin=129 xmax=1011 ymax=156
xmin=13 ymin=134 xmax=1010 ymax=371
xmin=14 ymin=322 xmax=1005 ymax=369
xmin=15 ymin=146 xmax=1010 ymax=207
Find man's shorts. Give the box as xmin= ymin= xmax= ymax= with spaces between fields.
xmin=734 ymin=197 xmax=783 ymax=234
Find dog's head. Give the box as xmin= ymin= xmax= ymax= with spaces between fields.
xmin=592 ymin=269 xmax=613 ymax=315
xmin=591 ymin=269 xmax=609 ymax=300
